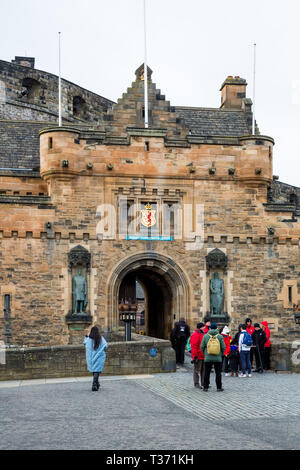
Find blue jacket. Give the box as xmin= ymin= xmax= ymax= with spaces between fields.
xmin=83 ymin=336 xmax=108 ymax=373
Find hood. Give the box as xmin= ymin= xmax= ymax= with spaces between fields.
xmin=208 ymin=329 xmax=219 ymax=336
xmin=222 ymin=326 xmax=230 ymax=335
xmin=195 ymin=328 xmax=203 ymax=334
xmin=261 ymin=321 xmax=269 ymax=328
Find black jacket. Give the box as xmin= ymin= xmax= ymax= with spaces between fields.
xmin=252 ymin=329 xmax=267 ymax=350
xmin=175 ymin=321 xmax=190 ymax=341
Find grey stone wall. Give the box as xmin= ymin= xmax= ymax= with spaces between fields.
xmin=0 ymin=57 xmax=114 ymax=172
xmin=0 ymin=59 xmax=114 ymax=124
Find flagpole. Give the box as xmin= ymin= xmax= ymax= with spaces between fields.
xmin=58 ymin=32 xmax=62 ymax=127
xmin=252 ymin=42 xmax=256 ymax=135
xmin=143 ymin=0 xmax=149 ymax=129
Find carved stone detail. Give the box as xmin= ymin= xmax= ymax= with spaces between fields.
xmin=68 ymin=245 xmax=91 ymax=273
xmin=206 ymin=248 xmax=228 ymax=273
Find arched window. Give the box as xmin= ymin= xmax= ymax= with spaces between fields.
xmin=73 ymin=96 xmax=87 ymax=119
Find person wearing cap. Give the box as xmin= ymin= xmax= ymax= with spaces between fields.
xmin=252 ymin=323 xmax=267 ymax=373
xmin=261 ymin=321 xmax=271 ymax=370
xmin=201 ymin=322 xmax=225 ymax=392
xmin=190 ymin=322 xmax=205 ymax=389
xmin=221 ymin=325 xmax=232 ymax=376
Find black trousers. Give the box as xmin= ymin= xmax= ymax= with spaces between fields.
xmin=93 ymin=372 xmax=100 ymax=385
xmin=222 ymin=356 xmax=230 ymax=373
xmin=204 ymin=362 xmax=222 ymax=390
xmin=253 ymin=347 xmax=264 ymax=370
xmin=176 ymin=337 xmax=187 ymax=364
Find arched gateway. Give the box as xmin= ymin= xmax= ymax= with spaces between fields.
xmin=106 ymin=252 xmax=191 ymax=339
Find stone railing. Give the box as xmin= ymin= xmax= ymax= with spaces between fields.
xmin=0 ymin=335 xmax=176 ymax=381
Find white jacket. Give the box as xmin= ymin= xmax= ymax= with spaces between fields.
xmin=239 ymin=331 xmax=252 ymax=352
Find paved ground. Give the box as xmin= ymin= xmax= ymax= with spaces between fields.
xmin=0 ymin=361 xmax=300 ymax=450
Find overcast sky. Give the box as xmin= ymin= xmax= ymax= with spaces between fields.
xmin=1 ymin=0 xmax=299 ymax=187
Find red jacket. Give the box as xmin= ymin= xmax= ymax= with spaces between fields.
xmin=261 ymin=321 xmax=271 ymax=347
xmin=246 ymin=325 xmax=255 ymax=336
xmin=190 ymin=329 xmax=205 ymax=360
xmin=221 ymin=334 xmax=232 ymax=356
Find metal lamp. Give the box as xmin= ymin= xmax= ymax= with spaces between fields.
xmin=119 ymin=310 xmax=136 ymax=341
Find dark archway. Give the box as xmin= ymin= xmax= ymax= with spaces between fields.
xmin=119 ymin=268 xmax=173 ymax=339
xmin=107 ymin=252 xmax=191 ymax=340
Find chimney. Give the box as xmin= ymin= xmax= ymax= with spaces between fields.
xmin=12 ymin=56 xmax=35 ymax=69
xmin=220 ymin=76 xmax=247 ymax=109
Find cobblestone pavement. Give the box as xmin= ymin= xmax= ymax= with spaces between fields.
xmin=138 ymin=367 xmax=300 ymax=422
xmin=0 ymin=363 xmax=299 ymax=450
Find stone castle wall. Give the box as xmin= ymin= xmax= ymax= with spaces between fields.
xmin=0 ymin=59 xmax=114 ymax=124
xmin=0 ymin=131 xmax=299 ymax=347
xmin=0 ymin=60 xmax=299 ymax=349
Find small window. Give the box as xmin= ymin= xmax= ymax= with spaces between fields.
xmin=145 ymin=142 xmax=150 ymax=152
xmin=288 ymin=286 xmax=293 ymax=303
xmin=4 ymin=294 xmax=11 ymax=312
xmin=49 ymin=137 xmax=53 ymax=149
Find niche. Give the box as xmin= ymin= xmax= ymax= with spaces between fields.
xmin=205 ymin=248 xmax=230 ymax=324
xmin=66 ymin=245 xmax=92 ymax=329
xmin=73 ymin=96 xmax=87 ymax=119
xmin=20 ymin=77 xmax=45 ymax=104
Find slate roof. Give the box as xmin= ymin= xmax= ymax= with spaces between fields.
xmin=175 ymin=107 xmax=252 ymax=137
xmin=0 ymin=121 xmax=41 ymax=171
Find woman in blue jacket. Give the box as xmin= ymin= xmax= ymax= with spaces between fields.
xmin=83 ymin=325 xmax=108 ymax=391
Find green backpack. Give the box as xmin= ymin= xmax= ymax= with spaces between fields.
xmin=207 ymin=333 xmax=220 ymax=355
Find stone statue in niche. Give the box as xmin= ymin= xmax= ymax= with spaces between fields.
xmin=210 ymin=272 xmax=224 ymax=316
xmin=72 ymin=268 xmax=88 ymax=314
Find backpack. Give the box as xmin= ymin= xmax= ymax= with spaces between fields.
xmin=207 ymin=333 xmax=221 ymax=355
xmin=242 ymin=331 xmax=253 ymax=347
xmin=176 ymin=324 xmax=187 ymax=338
xmin=186 ymin=337 xmax=191 ymax=353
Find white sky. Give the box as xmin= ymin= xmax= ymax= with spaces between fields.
xmin=1 ymin=0 xmax=299 ymax=187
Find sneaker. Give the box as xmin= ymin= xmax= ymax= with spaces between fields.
xmin=194 ymin=383 xmax=200 ymax=389
xmin=217 ymin=388 xmax=224 ymax=392
xmin=248 ymin=374 xmax=252 ymax=378
xmin=225 ymin=373 xmax=230 ymax=377
xmin=240 ymin=374 xmax=247 ymax=377
xmin=203 ymin=388 xmax=208 ymax=392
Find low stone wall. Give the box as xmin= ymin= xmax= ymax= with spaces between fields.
xmin=0 ymin=338 xmax=299 ymax=381
xmin=0 ymin=336 xmax=176 ymax=381
xmin=271 ymin=341 xmax=300 ymax=373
